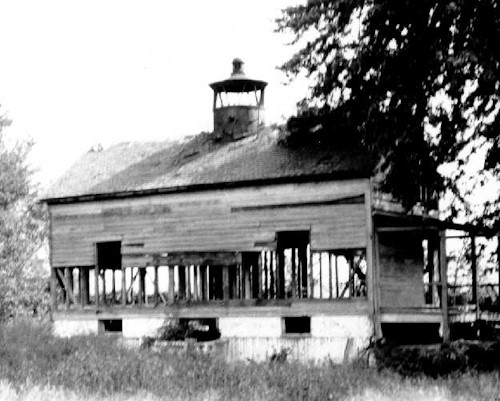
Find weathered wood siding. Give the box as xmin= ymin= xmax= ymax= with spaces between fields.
xmin=379 ymin=232 xmax=425 ymax=307
xmin=49 ymin=180 xmax=369 ymax=268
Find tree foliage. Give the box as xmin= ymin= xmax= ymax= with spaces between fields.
xmin=0 ymin=109 xmax=48 ymax=319
xmin=277 ymin=0 xmax=500 ymax=224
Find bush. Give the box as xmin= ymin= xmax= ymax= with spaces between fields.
xmin=372 ymin=338 xmax=500 ymax=376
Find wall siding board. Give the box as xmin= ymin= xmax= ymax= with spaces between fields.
xmin=378 ymin=232 xmax=425 ymax=307
xmin=50 ymin=180 xmax=369 ymax=267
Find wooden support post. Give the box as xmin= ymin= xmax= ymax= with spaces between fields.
xmin=111 ymin=270 xmax=116 ymax=304
xmin=130 ymin=268 xmax=134 ymax=304
xmin=51 ymin=268 xmax=58 ymax=312
xmin=193 ymin=265 xmax=199 ymax=301
xmin=319 ymin=253 xmax=323 ymax=299
xmin=440 ymin=231 xmax=450 ymax=342
xmin=270 ymin=252 xmax=275 ymax=299
xmin=308 ymin=250 xmax=314 ymax=298
xmin=185 ymin=266 xmax=191 ymax=302
xmin=168 ymin=265 xmax=175 ymax=304
xmin=335 ymin=256 xmax=339 ymax=298
xmin=64 ymin=267 xmax=71 ymax=309
xmin=200 ymin=265 xmax=208 ymax=300
xmin=82 ymin=267 xmax=90 ymax=306
xmin=178 ymin=265 xmax=186 ymax=300
xmin=277 ymin=250 xmax=285 ymax=298
xmin=373 ymin=232 xmax=382 ymax=339
xmin=291 ymin=248 xmax=297 ymax=299
xmin=263 ymin=252 xmax=268 ymax=299
xmin=300 ymin=247 xmax=308 ymax=298
xmin=222 ymin=265 xmax=230 ymax=302
xmin=154 ymin=265 xmax=159 ymax=306
xmin=102 ymin=269 xmax=107 ymax=306
xmin=328 ymin=253 xmax=333 ymax=299
xmin=138 ymin=268 xmax=145 ymax=306
xmin=121 ymin=266 xmax=127 ymax=306
xmin=471 ymin=235 xmax=479 ymax=320
xmin=94 ymin=266 xmax=100 ymax=308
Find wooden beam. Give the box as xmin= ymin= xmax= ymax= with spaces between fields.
xmin=277 ymin=249 xmax=285 ymax=299
xmin=376 ymin=226 xmax=439 ymax=233
xmin=102 ymin=269 xmax=106 ymax=306
xmin=308 ymin=248 xmax=314 ymax=298
xmin=154 ymin=252 xmax=242 ymax=267
xmin=56 ymin=268 xmax=78 ymax=306
xmin=440 ymin=231 xmax=450 ymax=342
xmin=81 ymin=267 xmax=90 ymax=306
xmin=230 ymin=194 xmax=365 ymax=212
xmin=373 ymin=231 xmax=382 ymax=338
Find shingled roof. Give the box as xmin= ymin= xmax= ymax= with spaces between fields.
xmin=43 ymin=128 xmax=373 ymax=202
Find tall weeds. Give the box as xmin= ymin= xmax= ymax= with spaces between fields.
xmin=0 ymin=320 xmax=499 ymax=401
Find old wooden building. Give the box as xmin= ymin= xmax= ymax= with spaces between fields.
xmin=42 ymin=59 xmax=496 ymax=361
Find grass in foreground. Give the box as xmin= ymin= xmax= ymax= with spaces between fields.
xmin=0 ymin=320 xmax=499 ymax=401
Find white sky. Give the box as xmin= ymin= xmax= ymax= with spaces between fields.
xmin=0 ymin=0 xmax=306 ymax=188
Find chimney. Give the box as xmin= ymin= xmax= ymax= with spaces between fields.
xmin=209 ymin=59 xmax=267 ymax=140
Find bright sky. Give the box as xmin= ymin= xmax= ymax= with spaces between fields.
xmin=0 ymin=0 xmax=306 ymax=188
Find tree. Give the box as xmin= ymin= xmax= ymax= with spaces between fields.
xmin=277 ymin=0 xmax=500 ymax=226
xmin=0 ymin=109 xmax=48 ymax=319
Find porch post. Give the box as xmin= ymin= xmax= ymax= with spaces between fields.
xmin=471 ymin=235 xmax=479 ymax=320
xmin=439 ymin=230 xmax=450 ymax=342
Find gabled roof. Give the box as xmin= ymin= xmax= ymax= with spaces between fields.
xmin=43 ymin=128 xmax=373 ymax=203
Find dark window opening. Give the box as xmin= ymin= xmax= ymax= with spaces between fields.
xmin=277 ymin=231 xmax=310 ymax=299
xmin=311 ymin=249 xmax=367 ymax=299
xmin=96 ymin=241 xmax=121 ymax=270
xmin=99 ymin=319 xmax=123 ymax=334
xmin=381 ymin=323 xmax=441 ymax=344
xmin=179 ymin=318 xmax=221 ymax=342
xmin=284 ymin=316 xmax=311 ymax=334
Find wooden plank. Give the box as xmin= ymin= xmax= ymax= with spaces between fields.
xmin=440 ymin=231 xmax=450 ymax=342
xmin=138 ymin=268 xmax=145 ymax=306
xmin=230 ymin=194 xmax=365 ymax=212
xmin=291 ymin=248 xmax=297 ymax=299
xmin=154 ymin=252 xmax=242 ymax=267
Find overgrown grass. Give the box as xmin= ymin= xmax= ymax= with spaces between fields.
xmin=0 ymin=320 xmax=499 ymax=401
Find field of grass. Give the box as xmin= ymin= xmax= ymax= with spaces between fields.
xmin=0 ymin=320 xmax=499 ymax=401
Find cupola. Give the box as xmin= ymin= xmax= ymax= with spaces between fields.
xmin=209 ymin=59 xmax=267 ymax=140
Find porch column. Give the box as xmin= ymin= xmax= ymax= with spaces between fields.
xmin=121 ymin=266 xmax=127 ymax=306
xmin=471 ymin=235 xmax=479 ymax=320
xmin=439 ymin=231 xmax=450 ymax=342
